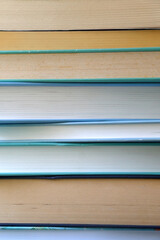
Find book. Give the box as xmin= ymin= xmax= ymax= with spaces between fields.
xmin=0 ymin=229 xmax=160 ymax=240
xmin=0 ymin=30 xmax=160 ymax=51
xmin=0 ymin=0 xmax=159 ymax=30
xmin=0 ymin=178 xmax=159 ymax=225
xmin=0 ymin=49 xmax=159 ymax=80
xmin=0 ymin=83 xmax=159 ymax=121
xmin=0 ymin=143 xmax=159 ymax=175
xmin=0 ymin=122 xmax=159 ymax=142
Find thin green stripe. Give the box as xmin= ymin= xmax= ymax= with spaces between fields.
xmin=0 ymin=172 xmax=160 ymax=176
xmin=0 ymin=142 xmax=159 ymax=146
xmin=0 ymin=78 xmax=160 ymax=83
xmin=0 ymin=47 xmax=159 ymax=54
xmin=0 ymin=227 xmax=155 ymax=230
xmin=0 ymin=227 xmax=86 ymax=230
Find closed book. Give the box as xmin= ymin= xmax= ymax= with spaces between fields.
xmin=0 ymin=143 xmax=159 ymax=175
xmin=0 ymin=178 xmax=160 ymax=226
xmin=0 ymin=122 xmax=159 ymax=142
xmin=0 ymin=30 xmax=160 ymax=51
xmin=0 ymin=49 xmax=159 ymax=80
xmin=0 ymin=229 xmax=160 ymax=240
xmin=0 ymin=0 xmax=160 ymax=30
xmin=0 ymin=82 xmax=159 ymax=121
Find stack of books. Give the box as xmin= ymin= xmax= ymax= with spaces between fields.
xmin=0 ymin=0 xmax=160 ymax=239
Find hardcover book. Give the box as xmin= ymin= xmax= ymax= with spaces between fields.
xmin=0 ymin=0 xmax=159 ymax=30
xmin=0 ymin=229 xmax=160 ymax=240
xmin=0 ymin=30 xmax=159 ymax=51
xmin=0 ymin=178 xmax=159 ymax=226
xmin=0 ymin=50 xmax=159 ymax=79
xmin=0 ymin=122 xmax=159 ymax=142
xmin=0 ymin=82 xmax=159 ymax=121
xmin=0 ymin=142 xmax=159 ymax=175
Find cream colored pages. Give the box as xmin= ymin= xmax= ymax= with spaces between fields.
xmin=0 ymin=0 xmax=160 ymax=30
xmin=0 ymin=52 xmax=159 ymax=79
xmin=0 ymin=179 xmax=160 ymax=225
